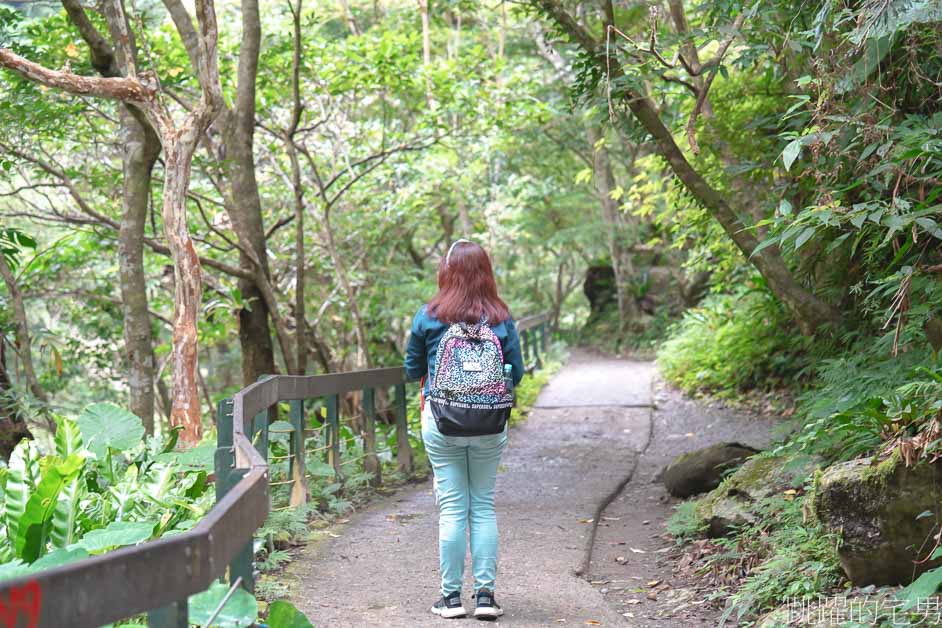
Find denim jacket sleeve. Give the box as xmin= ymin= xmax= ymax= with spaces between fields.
xmin=503 ymin=317 xmax=525 ymax=385
xmin=404 ymin=308 xmax=428 ymax=380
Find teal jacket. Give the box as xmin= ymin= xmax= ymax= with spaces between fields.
xmin=405 ymin=305 xmax=525 ymax=396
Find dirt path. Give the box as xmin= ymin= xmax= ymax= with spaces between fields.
xmin=287 ymin=350 xmax=775 ymax=626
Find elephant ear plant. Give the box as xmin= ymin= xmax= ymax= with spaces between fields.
xmin=0 ymin=402 xmax=215 ymax=581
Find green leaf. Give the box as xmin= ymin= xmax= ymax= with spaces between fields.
xmin=777 ymin=199 xmax=793 ymax=216
xmin=188 ymin=581 xmax=258 ymax=627
xmin=74 ymin=520 xmax=156 ymax=553
xmin=794 ymin=227 xmax=816 ymax=250
xmin=50 ymin=466 xmax=84 ymax=549
xmin=898 ymin=566 xmax=942 ymax=610
xmin=267 ymin=600 xmax=314 ymax=628
xmin=5 ymin=440 xmax=41 ymax=550
xmin=54 ymin=416 xmax=83 ymax=457
xmin=781 ymin=138 xmax=802 ymax=171
xmin=17 ymin=454 xmax=85 ymax=562
xmin=30 ymin=546 xmax=88 ymax=572
xmin=77 ymin=403 xmax=145 ymax=458
xmin=0 ymin=559 xmax=30 ymax=583
xmin=157 ymin=442 xmax=215 ymax=472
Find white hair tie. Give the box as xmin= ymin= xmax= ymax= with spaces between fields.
xmin=445 ymin=239 xmax=472 ymax=267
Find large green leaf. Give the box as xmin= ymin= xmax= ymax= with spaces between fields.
xmin=188 ymin=581 xmax=257 ymax=627
xmin=16 ymin=454 xmax=84 ymax=562
xmin=156 ymin=442 xmax=215 ymax=472
xmin=5 ymin=440 xmax=42 ymax=551
xmin=267 ymin=600 xmax=314 ymax=628
xmin=77 ymin=403 xmax=145 ymax=458
xmin=54 ymin=416 xmax=83 ymax=457
xmin=29 ymin=546 xmax=88 ymax=572
xmin=73 ymin=520 xmax=156 ymax=553
xmin=50 ymin=468 xmax=85 ymax=549
xmin=0 ymin=559 xmax=30 ymax=583
xmin=50 ymin=418 xmax=86 ymax=548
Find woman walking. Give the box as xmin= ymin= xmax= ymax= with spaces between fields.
xmin=405 ymin=239 xmax=524 ymax=620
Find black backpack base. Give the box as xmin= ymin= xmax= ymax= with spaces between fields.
xmin=429 ymin=399 xmax=511 ymax=436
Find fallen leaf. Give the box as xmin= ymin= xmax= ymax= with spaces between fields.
xmin=625 ymin=599 xmax=642 ymax=605
xmin=646 ymin=591 xmax=658 ymax=601
xmin=601 ymin=516 xmax=620 ymax=521
xmin=585 ymin=621 xmax=601 ymax=625
xmin=629 ymin=547 xmax=646 ymax=554
xmin=783 ymin=489 xmax=797 ymax=495
xmin=647 ymin=580 xmax=661 ymax=587
xmin=578 ymin=518 xmax=594 ymax=524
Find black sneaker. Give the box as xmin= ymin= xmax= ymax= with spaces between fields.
xmin=431 ymin=590 xmax=466 ymax=618
xmin=474 ymin=589 xmax=503 ymax=620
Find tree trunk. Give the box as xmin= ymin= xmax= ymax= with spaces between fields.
xmin=0 ymin=252 xmax=47 ymax=405
xmin=0 ymin=338 xmax=33 ymax=460
xmin=161 ymin=137 xmax=205 ymax=444
xmin=587 ymin=124 xmax=638 ymax=330
xmin=418 ymin=0 xmax=432 ymax=103
xmin=118 ymin=106 xmax=160 ymax=435
xmin=323 ymin=206 xmax=372 ymax=369
xmin=533 ymin=0 xmax=840 ymax=334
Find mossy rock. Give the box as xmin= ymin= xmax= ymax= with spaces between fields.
xmin=662 ymin=442 xmax=759 ymax=498
xmin=812 ymin=455 xmax=942 ymax=586
xmin=696 ymin=453 xmax=821 ymax=537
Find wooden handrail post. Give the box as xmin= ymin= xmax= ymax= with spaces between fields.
xmin=394 ymin=383 xmax=412 ymax=476
xmin=215 ymin=398 xmax=235 ymax=504
xmin=361 ymin=387 xmax=382 ymax=487
xmin=326 ymin=394 xmax=342 ymax=480
xmin=147 ymin=599 xmax=187 ymax=628
xmin=288 ymin=399 xmax=309 ymax=507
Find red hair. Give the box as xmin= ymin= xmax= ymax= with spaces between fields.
xmin=427 ymin=241 xmax=510 ymax=325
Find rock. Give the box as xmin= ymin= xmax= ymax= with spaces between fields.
xmin=812 ymin=454 xmax=942 ymax=586
xmin=696 ymin=454 xmax=821 ymax=537
xmin=662 ymin=442 xmax=759 ymax=498
xmin=583 ymin=265 xmax=617 ymax=315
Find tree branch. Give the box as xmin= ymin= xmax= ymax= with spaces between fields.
xmin=0 ymin=48 xmax=155 ymax=103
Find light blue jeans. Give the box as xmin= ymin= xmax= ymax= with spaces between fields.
xmin=421 ymin=405 xmax=508 ymax=596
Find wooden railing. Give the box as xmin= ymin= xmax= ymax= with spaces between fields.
xmin=0 ymin=312 xmax=551 ymax=627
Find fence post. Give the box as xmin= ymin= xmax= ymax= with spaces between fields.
xmin=227 ymin=468 xmax=255 ymax=593
xmin=394 ymin=383 xmax=413 ymax=476
xmin=288 ymin=399 xmax=308 ymax=507
xmin=533 ymin=326 xmax=543 ymax=370
xmin=147 ymin=599 xmax=188 ymax=628
xmin=540 ymin=321 xmax=548 ymax=352
xmin=215 ymin=398 xmax=234 ymax=505
xmin=521 ymin=329 xmax=532 ymax=371
xmin=326 ymin=394 xmax=342 ymax=480
xmin=361 ymin=387 xmax=382 ymax=487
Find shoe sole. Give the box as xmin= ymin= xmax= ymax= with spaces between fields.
xmin=474 ymin=608 xmax=503 ymax=620
xmin=431 ymin=607 xmax=467 ymax=619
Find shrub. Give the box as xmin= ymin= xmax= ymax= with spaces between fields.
xmin=657 ymin=285 xmax=808 ymax=396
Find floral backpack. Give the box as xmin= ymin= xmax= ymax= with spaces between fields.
xmin=428 ymin=320 xmax=514 ymax=435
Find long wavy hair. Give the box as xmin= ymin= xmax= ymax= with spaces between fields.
xmin=427 ymin=240 xmax=510 ymax=325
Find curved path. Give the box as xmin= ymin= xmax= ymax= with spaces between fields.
xmin=286 ymin=350 xmax=773 ymax=626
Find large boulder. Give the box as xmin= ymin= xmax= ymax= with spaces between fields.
xmin=583 ymin=264 xmax=617 ymax=315
xmin=696 ymin=454 xmax=821 ymax=537
xmin=812 ymin=455 xmax=942 ymax=586
xmin=662 ymin=442 xmax=759 ymax=498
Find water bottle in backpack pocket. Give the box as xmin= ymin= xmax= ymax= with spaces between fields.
xmin=429 ymin=320 xmax=514 ymax=436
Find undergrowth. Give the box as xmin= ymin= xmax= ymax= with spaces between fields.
xmin=657 ymin=286 xmax=810 ymax=396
